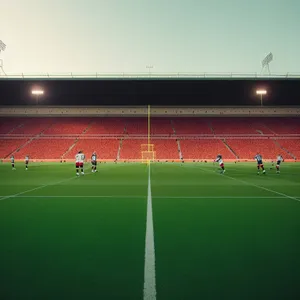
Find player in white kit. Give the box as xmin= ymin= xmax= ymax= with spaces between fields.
xmin=75 ymin=151 xmax=85 ymax=176
xmin=276 ymin=154 xmax=284 ymax=173
xmin=214 ymin=154 xmax=225 ymax=174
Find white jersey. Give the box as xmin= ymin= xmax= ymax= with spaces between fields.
xmin=91 ymin=154 xmax=97 ymax=162
xmin=217 ymin=158 xmax=223 ymax=165
xmin=11 ymin=157 xmax=14 ymax=163
xmin=277 ymin=155 xmax=283 ymax=162
xmin=75 ymin=153 xmax=85 ymax=163
xmin=25 ymin=156 xmax=29 ymax=162
xmin=215 ymin=156 xmax=223 ymax=165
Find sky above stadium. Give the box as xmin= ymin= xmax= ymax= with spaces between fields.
xmin=1 ymin=0 xmax=300 ymax=75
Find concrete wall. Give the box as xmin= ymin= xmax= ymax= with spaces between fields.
xmin=0 ymin=106 xmax=300 ymax=117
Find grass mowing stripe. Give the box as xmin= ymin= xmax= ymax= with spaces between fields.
xmin=224 ymin=175 xmax=300 ymax=203
xmin=0 ymin=173 xmax=91 ymax=201
xmin=143 ymin=163 xmax=157 ymax=300
xmin=0 ymin=195 xmax=299 ymax=199
xmin=196 ymin=166 xmax=300 ymax=203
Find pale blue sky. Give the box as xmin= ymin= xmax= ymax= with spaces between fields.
xmin=1 ymin=0 xmax=299 ymax=74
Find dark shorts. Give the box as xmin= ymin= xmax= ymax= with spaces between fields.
xmin=25 ymin=161 xmax=29 ymax=165
xmin=276 ymin=161 xmax=281 ymax=165
xmin=92 ymin=161 xmax=97 ymax=166
xmin=257 ymin=160 xmax=263 ymax=165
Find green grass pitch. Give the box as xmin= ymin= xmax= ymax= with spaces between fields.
xmin=0 ymin=161 xmax=300 ymax=300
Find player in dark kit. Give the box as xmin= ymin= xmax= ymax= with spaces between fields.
xmin=254 ymin=153 xmax=265 ymax=174
xmin=11 ymin=155 xmax=16 ymax=170
xmin=91 ymin=152 xmax=97 ymax=173
xmin=25 ymin=155 xmax=29 ymax=170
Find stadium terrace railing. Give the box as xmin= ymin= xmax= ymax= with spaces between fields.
xmin=1 ymin=134 xmax=300 ymax=139
xmin=1 ymin=72 xmax=300 ymax=79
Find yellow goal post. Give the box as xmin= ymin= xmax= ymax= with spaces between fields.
xmin=141 ymin=144 xmax=156 ymax=164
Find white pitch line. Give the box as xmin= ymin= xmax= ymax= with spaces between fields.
xmin=0 ymin=173 xmax=91 ymax=202
xmin=225 ymin=175 xmax=300 ymax=203
xmin=152 ymin=196 xmax=300 ymax=199
xmin=196 ymin=167 xmax=300 ymax=203
xmin=0 ymin=195 xmax=299 ymax=199
xmin=0 ymin=195 xmax=146 ymax=198
xmin=143 ymin=163 xmax=157 ymax=300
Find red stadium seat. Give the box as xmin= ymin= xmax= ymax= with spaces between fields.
xmin=1 ymin=117 xmax=299 ymax=160
xmin=180 ymin=139 xmax=235 ymax=159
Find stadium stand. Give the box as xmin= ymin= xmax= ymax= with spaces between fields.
xmin=0 ymin=118 xmax=27 ymax=134
xmin=14 ymin=139 xmax=73 ymax=159
xmin=65 ymin=139 xmax=120 ymax=160
xmin=43 ymin=118 xmax=92 ymax=135
xmin=10 ymin=118 xmax=54 ymax=135
xmin=172 ymin=118 xmax=212 ymax=134
xmin=150 ymin=118 xmax=174 ymax=135
xmin=1 ymin=116 xmax=299 ymax=161
xmin=211 ymin=118 xmax=274 ymax=135
xmin=125 ymin=118 xmax=147 ymax=135
xmin=225 ymin=139 xmax=285 ymax=159
xmin=120 ymin=139 xmax=148 ymax=160
xmin=262 ymin=118 xmax=300 ymax=134
xmin=180 ymin=139 xmax=236 ymax=160
xmin=276 ymin=139 xmax=300 ymax=159
xmin=152 ymin=139 xmax=179 ymax=159
xmin=0 ymin=139 xmax=28 ymax=158
xmin=87 ymin=118 xmax=125 ymax=135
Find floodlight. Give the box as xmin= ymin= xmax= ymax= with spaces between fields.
xmin=0 ymin=40 xmax=6 ymax=75
xmin=262 ymin=53 xmax=273 ymax=67
xmin=0 ymin=40 xmax=6 ymax=52
xmin=256 ymin=89 xmax=267 ymax=106
xmin=32 ymin=90 xmax=44 ymax=95
xmin=31 ymin=89 xmax=44 ymax=104
xmin=261 ymin=52 xmax=273 ymax=75
xmin=256 ymin=90 xmax=267 ymax=95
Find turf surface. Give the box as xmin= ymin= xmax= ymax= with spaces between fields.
xmin=0 ymin=161 xmax=300 ymax=300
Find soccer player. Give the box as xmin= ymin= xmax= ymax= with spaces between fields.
xmin=91 ymin=151 xmax=97 ymax=173
xmin=25 ymin=155 xmax=29 ymax=170
xmin=276 ymin=154 xmax=284 ymax=173
xmin=11 ymin=155 xmax=16 ymax=170
xmin=75 ymin=150 xmax=85 ymax=176
xmin=254 ymin=153 xmax=265 ymax=174
xmin=215 ymin=154 xmax=225 ymax=174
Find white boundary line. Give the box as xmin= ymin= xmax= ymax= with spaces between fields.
xmin=224 ymin=175 xmax=300 ymax=203
xmin=153 ymin=196 xmax=300 ymax=199
xmin=0 ymin=195 xmax=146 ymax=198
xmin=0 ymin=195 xmax=299 ymax=199
xmin=195 ymin=166 xmax=300 ymax=203
xmin=0 ymin=173 xmax=92 ymax=202
xmin=143 ymin=163 xmax=157 ymax=300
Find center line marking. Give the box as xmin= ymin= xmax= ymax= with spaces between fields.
xmin=143 ymin=163 xmax=157 ymax=300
